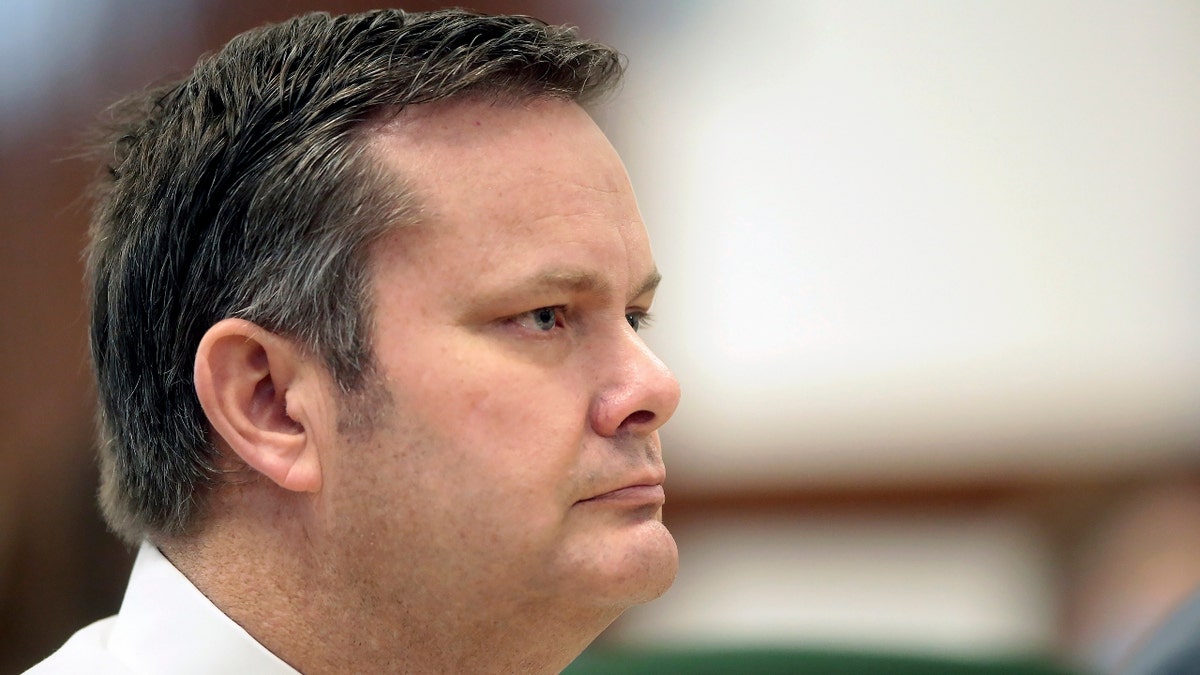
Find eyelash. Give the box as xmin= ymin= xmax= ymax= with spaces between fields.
xmin=626 ymin=310 xmax=653 ymax=332
xmin=512 ymin=307 xmax=654 ymax=334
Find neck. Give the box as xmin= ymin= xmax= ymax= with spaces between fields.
xmin=160 ymin=505 xmax=616 ymax=674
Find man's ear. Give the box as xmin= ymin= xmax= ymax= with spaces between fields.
xmin=194 ymin=318 xmax=324 ymax=493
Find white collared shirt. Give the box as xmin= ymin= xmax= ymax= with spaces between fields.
xmin=27 ymin=542 xmax=299 ymax=674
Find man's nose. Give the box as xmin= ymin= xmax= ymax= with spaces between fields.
xmin=589 ymin=328 xmax=681 ymax=438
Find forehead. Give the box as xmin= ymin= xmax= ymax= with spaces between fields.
xmin=364 ymin=97 xmax=654 ymax=291
xmin=371 ymin=97 xmax=630 ymax=207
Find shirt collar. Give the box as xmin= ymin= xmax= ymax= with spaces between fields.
xmin=107 ymin=542 xmax=300 ymax=675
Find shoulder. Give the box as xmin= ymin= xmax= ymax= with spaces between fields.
xmin=24 ymin=616 xmax=131 ymax=674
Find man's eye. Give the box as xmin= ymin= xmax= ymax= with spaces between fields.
xmin=515 ymin=306 xmax=563 ymax=332
xmin=626 ymin=311 xmax=653 ymax=332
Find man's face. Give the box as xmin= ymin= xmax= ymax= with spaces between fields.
xmin=316 ymin=98 xmax=681 ymax=620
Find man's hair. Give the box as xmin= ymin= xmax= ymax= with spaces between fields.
xmin=88 ymin=8 xmax=623 ymax=544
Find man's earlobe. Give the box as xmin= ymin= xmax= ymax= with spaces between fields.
xmin=193 ymin=318 xmax=323 ymax=493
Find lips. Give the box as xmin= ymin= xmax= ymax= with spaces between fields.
xmin=591 ymin=483 xmax=664 ymax=502
xmin=578 ymin=480 xmax=666 ymax=506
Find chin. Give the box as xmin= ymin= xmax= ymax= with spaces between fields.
xmin=633 ymin=524 xmax=680 ymax=603
xmin=589 ymin=520 xmax=680 ymax=608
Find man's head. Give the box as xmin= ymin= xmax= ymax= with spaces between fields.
xmin=88 ymin=8 xmax=679 ymax=669
xmin=90 ymin=9 xmax=625 ymax=541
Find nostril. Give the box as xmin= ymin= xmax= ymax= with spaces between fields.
xmin=622 ymin=410 xmax=656 ymax=428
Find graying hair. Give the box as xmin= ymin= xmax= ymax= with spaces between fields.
xmin=88 ymin=8 xmax=624 ymax=544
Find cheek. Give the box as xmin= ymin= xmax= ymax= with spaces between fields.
xmin=459 ymin=377 xmax=592 ymax=515
xmin=455 ymin=374 xmax=588 ymax=473
xmin=380 ymin=332 xmax=593 ymax=497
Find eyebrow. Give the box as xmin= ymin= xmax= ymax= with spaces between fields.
xmin=633 ymin=269 xmax=662 ymax=301
xmin=513 ymin=267 xmax=661 ymax=303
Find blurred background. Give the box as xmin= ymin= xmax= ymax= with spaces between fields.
xmin=2 ymin=1 xmax=1198 ymax=673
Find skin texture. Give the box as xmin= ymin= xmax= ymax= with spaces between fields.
xmin=178 ymin=98 xmax=681 ymax=674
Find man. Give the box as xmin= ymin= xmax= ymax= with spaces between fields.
xmin=31 ymin=8 xmax=680 ymax=674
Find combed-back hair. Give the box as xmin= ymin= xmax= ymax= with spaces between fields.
xmin=88 ymin=8 xmax=624 ymax=544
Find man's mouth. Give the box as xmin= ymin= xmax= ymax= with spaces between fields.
xmin=578 ymin=483 xmax=665 ymax=506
